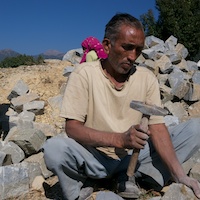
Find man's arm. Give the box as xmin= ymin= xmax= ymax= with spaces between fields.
xmin=65 ymin=119 xmax=149 ymax=149
xmin=149 ymin=123 xmax=200 ymax=198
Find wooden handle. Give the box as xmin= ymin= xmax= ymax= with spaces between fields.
xmin=127 ymin=117 xmax=149 ymax=177
xmin=127 ymin=148 xmax=140 ymax=177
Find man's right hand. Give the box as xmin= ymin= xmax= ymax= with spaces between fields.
xmin=122 ymin=125 xmax=150 ymax=149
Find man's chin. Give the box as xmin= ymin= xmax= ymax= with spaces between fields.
xmin=120 ymin=67 xmax=132 ymax=74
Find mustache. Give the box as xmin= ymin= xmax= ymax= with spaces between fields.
xmin=122 ymin=61 xmax=134 ymax=66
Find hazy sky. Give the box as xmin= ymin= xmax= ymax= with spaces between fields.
xmin=0 ymin=0 xmax=158 ymax=55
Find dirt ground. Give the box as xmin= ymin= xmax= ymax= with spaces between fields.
xmin=0 ymin=60 xmax=162 ymax=200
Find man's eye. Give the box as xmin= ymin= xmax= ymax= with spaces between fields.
xmin=122 ymin=45 xmax=134 ymax=51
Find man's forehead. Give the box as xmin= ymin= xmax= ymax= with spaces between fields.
xmin=117 ymin=26 xmax=145 ymax=44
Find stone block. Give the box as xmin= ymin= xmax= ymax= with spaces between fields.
xmin=168 ymin=67 xmax=190 ymax=99
xmin=175 ymin=43 xmax=189 ymax=59
xmin=8 ymin=128 xmax=46 ymax=156
xmin=34 ymin=122 xmax=57 ymax=138
xmin=145 ymin=35 xmax=164 ymax=48
xmin=7 ymin=80 xmax=29 ymax=101
xmin=142 ymin=48 xmax=156 ymax=59
xmin=161 ymin=183 xmax=196 ymax=199
xmin=164 ymin=101 xmax=188 ymax=120
xmin=188 ymin=101 xmax=200 ymax=117
xmin=190 ymin=163 xmax=200 ymax=182
xmin=155 ymin=55 xmax=173 ymax=73
xmin=0 ymin=141 xmax=25 ymax=163
xmin=23 ymin=100 xmax=45 ymax=115
xmin=18 ymin=110 xmax=35 ymax=121
xmin=25 ymin=152 xmax=53 ymax=178
xmin=11 ymin=93 xmax=39 ymax=112
xmin=0 ymin=163 xmax=29 ymax=199
xmin=63 ymin=66 xmax=74 ymax=77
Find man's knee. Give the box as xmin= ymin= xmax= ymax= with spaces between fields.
xmin=42 ymin=136 xmax=71 ymax=171
xmin=188 ymin=118 xmax=200 ymax=141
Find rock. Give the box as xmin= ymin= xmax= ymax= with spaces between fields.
xmin=0 ymin=141 xmax=25 ymax=164
xmin=31 ymin=175 xmax=45 ymax=191
xmin=7 ymin=79 xmax=29 ymax=101
xmin=10 ymin=93 xmax=40 ymax=112
xmin=8 ymin=128 xmax=46 ymax=156
xmin=161 ymin=183 xmax=196 ymax=199
xmin=23 ymin=100 xmax=45 ymax=115
xmin=0 ymin=163 xmax=29 ymax=199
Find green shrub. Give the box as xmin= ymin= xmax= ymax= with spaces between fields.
xmin=0 ymin=54 xmax=44 ymax=68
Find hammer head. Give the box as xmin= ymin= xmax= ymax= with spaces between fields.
xmin=130 ymin=100 xmax=168 ymax=116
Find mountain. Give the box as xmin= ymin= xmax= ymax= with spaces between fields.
xmin=0 ymin=49 xmax=20 ymax=61
xmin=0 ymin=49 xmax=66 ymax=62
xmin=39 ymin=50 xmax=65 ymax=60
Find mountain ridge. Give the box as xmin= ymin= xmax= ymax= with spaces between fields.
xmin=0 ymin=49 xmax=65 ymax=61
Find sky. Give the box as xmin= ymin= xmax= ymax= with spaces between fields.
xmin=0 ymin=0 xmax=158 ymax=55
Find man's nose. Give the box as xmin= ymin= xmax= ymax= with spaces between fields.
xmin=127 ymin=49 xmax=138 ymax=62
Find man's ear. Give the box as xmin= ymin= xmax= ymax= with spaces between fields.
xmin=102 ymin=38 xmax=110 ymax=54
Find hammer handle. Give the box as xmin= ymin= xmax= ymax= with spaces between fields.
xmin=127 ymin=117 xmax=149 ymax=177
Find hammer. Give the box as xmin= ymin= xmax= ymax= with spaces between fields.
xmin=127 ymin=100 xmax=168 ymax=177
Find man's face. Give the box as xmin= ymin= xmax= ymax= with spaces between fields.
xmin=104 ymin=25 xmax=145 ymax=75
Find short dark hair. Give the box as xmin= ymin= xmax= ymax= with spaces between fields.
xmin=104 ymin=13 xmax=144 ymax=43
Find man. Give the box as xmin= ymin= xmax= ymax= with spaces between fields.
xmin=43 ymin=13 xmax=200 ymax=200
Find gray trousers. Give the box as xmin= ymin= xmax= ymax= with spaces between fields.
xmin=43 ymin=118 xmax=200 ymax=200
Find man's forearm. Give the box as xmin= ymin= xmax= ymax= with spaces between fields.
xmin=65 ymin=119 xmax=124 ymax=148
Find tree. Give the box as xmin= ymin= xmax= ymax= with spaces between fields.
xmin=140 ymin=9 xmax=159 ymax=36
xmin=140 ymin=0 xmax=200 ymax=61
xmin=36 ymin=55 xmax=44 ymax=64
xmin=0 ymin=54 xmax=44 ymax=68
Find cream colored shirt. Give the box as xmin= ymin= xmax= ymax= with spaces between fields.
xmin=60 ymin=60 xmax=164 ymax=159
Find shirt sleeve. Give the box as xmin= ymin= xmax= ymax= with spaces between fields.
xmin=60 ymin=68 xmax=88 ymax=122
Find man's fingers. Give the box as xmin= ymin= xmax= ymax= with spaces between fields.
xmin=190 ymin=179 xmax=200 ymax=198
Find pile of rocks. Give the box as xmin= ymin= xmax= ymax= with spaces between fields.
xmin=0 ymin=78 xmax=61 ymax=199
xmin=136 ymin=35 xmax=200 ymax=125
xmin=0 ymin=35 xmax=200 ymax=200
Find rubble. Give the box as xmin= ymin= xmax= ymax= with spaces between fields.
xmin=0 ymin=35 xmax=200 ymax=199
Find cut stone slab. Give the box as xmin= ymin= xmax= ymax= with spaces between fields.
xmin=8 ymin=128 xmax=46 ymax=156
xmin=0 ymin=141 xmax=25 ymax=163
xmin=18 ymin=110 xmax=35 ymax=121
xmin=155 ymin=55 xmax=173 ymax=73
xmin=0 ymin=163 xmax=29 ymax=200
xmin=188 ymin=101 xmax=200 ymax=118
xmin=62 ymin=48 xmax=82 ymax=64
xmin=184 ymin=83 xmax=200 ymax=101
xmin=63 ymin=66 xmax=74 ymax=77
xmin=142 ymin=48 xmax=156 ymax=59
xmin=168 ymin=67 xmax=190 ymax=99
xmin=33 ymin=122 xmax=57 ymax=138
xmin=7 ymin=79 xmax=29 ymax=101
xmin=175 ymin=43 xmax=189 ymax=59
xmin=10 ymin=93 xmax=39 ymax=112
xmin=145 ymin=35 xmax=164 ymax=48
xmin=31 ymin=175 xmax=45 ymax=191
xmin=0 ymin=151 xmax=7 ymax=166
xmin=192 ymin=71 xmax=200 ymax=84
xmin=25 ymin=152 xmax=53 ymax=178
xmin=165 ymin=35 xmax=178 ymax=49
xmin=161 ymin=183 xmax=196 ymax=200
xmin=23 ymin=100 xmax=45 ymax=115
xmin=164 ymin=101 xmax=188 ymax=121
xmin=190 ymin=163 xmax=200 ymax=182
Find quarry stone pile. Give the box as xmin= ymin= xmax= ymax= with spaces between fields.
xmin=0 ymin=35 xmax=200 ymax=199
